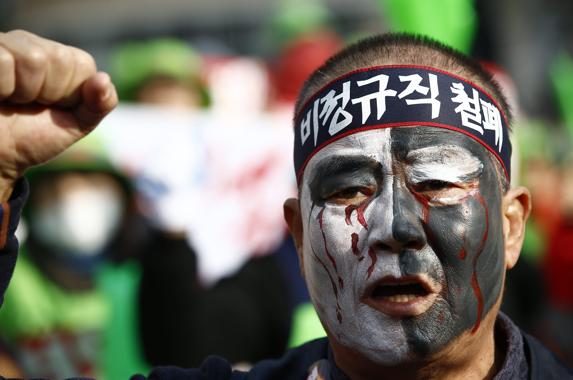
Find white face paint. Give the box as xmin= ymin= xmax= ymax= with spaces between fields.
xmin=298 ymin=126 xmax=504 ymax=367
xmin=300 ymin=129 xmax=410 ymax=363
xmin=406 ymin=145 xmax=483 ymax=184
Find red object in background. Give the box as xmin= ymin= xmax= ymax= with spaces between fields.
xmin=271 ymin=31 xmax=342 ymax=106
xmin=544 ymin=218 xmax=573 ymax=309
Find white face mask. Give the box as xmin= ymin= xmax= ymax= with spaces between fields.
xmin=31 ymin=187 xmax=124 ymax=257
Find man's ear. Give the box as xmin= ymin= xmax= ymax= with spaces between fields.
xmin=502 ymin=186 xmax=532 ymax=269
xmin=284 ymin=197 xmax=305 ymax=276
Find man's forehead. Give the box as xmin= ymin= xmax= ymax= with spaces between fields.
xmin=304 ymin=127 xmax=488 ymax=178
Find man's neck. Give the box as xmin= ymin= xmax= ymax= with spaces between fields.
xmin=331 ymin=309 xmax=504 ymax=380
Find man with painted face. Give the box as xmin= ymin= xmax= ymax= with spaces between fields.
xmin=0 ymin=30 xmax=571 ymax=379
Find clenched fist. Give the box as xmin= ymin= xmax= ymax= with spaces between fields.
xmin=0 ymin=30 xmax=118 ymax=200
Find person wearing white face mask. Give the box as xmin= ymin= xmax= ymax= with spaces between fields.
xmin=30 ymin=172 xmax=124 ymax=273
xmin=0 ymin=133 xmax=131 ymax=379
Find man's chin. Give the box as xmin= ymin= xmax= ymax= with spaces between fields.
xmin=332 ymin=337 xmax=413 ymax=368
xmin=401 ymin=303 xmax=461 ymax=356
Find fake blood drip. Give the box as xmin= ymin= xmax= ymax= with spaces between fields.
xmin=350 ymin=233 xmax=359 ymax=255
xmin=312 ymin=207 xmax=343 ymax=323
xmin=350 ymin=231 xmax=365 ymax=262
xmin=367 ymin=247 xmax=377 ymax=279
xmin=469 ymin=194 xmax=489 ymax=334
xmin=345 ymin=199 xmax=372 ymax=267
xmin=350 ymin=233 xmax=362 ymax=260
xmin=416 ymin=195 xmax=430 ymax=224
xmin=458 ymin=234 xmax=467 ymax=260
xmin=344 ymin=198 xmax=372 ymax=229
xmin=311 ymin=248 xmax=343 ymax=324
xmin=318 ymin=208 xmax=344 ymax=290
xmin=413 ymin=193 xmax=436 ymax=245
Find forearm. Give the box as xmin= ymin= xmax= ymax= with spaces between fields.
xmin=0 ymin=176 xmax=16 ymax=202
xmin=0 ymin=178 xmax=29 ymax=307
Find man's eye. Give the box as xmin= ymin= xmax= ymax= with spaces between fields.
xmin=415 ymin=180 xmax=453 ymax=192
xmin=327 ymin=187 xmax=374 ymax=205
xmin=411 ymin=179 xmax=473 ymax=205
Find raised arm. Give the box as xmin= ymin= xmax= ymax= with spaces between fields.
xmin=0 ymin=30 xmax=117 ymax=200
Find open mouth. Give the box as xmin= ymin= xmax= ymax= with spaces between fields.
xmin=362 ymin=276 xmax=439 ymax=317
xmin=371 ymin=281 xmax=429 ymax=303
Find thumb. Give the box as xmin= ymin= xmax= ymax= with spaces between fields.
xmin=73 ymin=71 xmax=118 ymax=132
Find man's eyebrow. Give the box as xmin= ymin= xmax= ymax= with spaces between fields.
xmin=405 ymin=145 xmax=478 ymax=163
xmin=308 ymin=155 xmax=381 ymax=204
xmin=310 ymin=155 xmax=380 ymax=181
xmin=404 ymin=145 xmax=483 ymax=182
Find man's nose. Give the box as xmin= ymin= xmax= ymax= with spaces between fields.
xmin=366 ymin=182 xmax=426 ymax=253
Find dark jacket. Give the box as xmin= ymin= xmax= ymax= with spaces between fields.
xmin=130 ymin=330 xmax=572 ymax=380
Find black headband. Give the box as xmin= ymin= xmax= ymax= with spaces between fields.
xmin=294 ymin=65 xmax=511 ymax=183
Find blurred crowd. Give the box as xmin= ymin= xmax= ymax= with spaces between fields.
xmin=0 ymin=0 xmax=572 ymax=378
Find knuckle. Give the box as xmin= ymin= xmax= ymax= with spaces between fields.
xmin=74 ymin=49 xmax=97 ymax=74
xmin=50 ymin=45 xmax=71 ymax=68
xmin=23 ymin=47 xmax=47 ymax=69
xmin=0 ymin=49 xmax=15 ymax=71
xmin=6 ymin=29 xmax=32 ymax=38
xmin=5 ymin=29 xmax=40 ymax=44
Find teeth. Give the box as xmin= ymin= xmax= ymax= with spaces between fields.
xmin=385 ymin=294 xmax=418 ymax=303
xmin=386 ymin=282 xmax=417 ymax=286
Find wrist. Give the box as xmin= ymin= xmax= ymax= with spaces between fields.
xmin=0 ymin=175 xmax=17 ymax=202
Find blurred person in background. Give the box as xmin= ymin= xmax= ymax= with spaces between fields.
xmin=541 ymin=151 xmax=573 ymax=368
xmin=264 ymin=0 xmax=343 ymax=349
xmin=111 ymin=38 xmax=208 ymax=110
xmin=0 ymin=133 xmax=132 ymax=379
xmin=479 ymin=62 xmax=548 ymax=339
xmin=539 ymin=50 xmax=573 ymax=367
xmin=267 ymin=0 xmax=342 ymax=111
xmin=110 ymin=38 xmax=292 ymax=368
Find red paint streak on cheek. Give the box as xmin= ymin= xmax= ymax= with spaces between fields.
xmin=475 ymin=195 xmax=489 ymax=251
xmin=318 ymin=207 xmax=344 ymax=290
xmin=470 ymin=272 xmax=484 ymax=333
xmin=356 ymin=199 xmax=371 ymax=229
xmin=469 ymin=193 xmax=489 ymax=334
xmin=367 ymin=247 xmax=377 ymax=279
xmin=344 ymin=198 xmax=373 ymax=230
xmin=312 ymin=253 xmax=343 ymax=324
xmin=412 ymin=193 xmax=430 ymax=224
xmin=412 ymin=191 xmax=435 ymax=244
xmin=351 ymin=233 xmax=360 ymax=257
xmin=458 ymin=231 xmax=467 ymax=260
xmin=345 ymin=205 xmax=355 ymax=226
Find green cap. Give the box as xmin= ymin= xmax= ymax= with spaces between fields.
xmin=268 ymin=0 xmax=334 ymax=47
xmin=110 ymin=38 xmax=202 ymax=101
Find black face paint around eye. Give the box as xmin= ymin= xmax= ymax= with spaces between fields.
xmin=308 ymin=156 xmax=382 ymax=206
